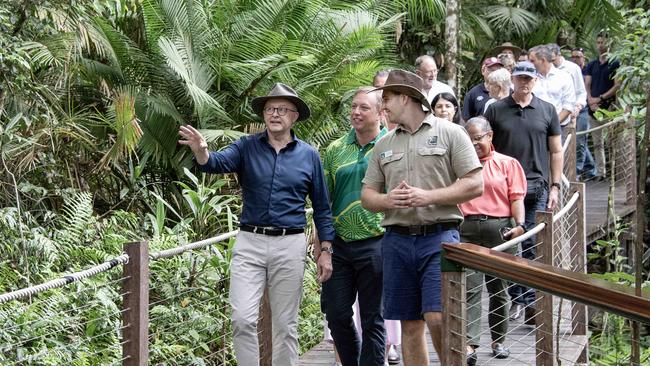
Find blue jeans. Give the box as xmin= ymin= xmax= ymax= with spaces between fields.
xmin=508 ymin=181 xmax=548 ymax=306
xmin=322 ymin=235 xmax=385 ymax=366
xmin=575 ymin=107 xmax=597 ymax=177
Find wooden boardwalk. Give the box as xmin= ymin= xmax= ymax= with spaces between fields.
xmin=300 ymin=296 xmax=587 ymax=365
xmin=583 ymin=180 xmax=635 ymax=243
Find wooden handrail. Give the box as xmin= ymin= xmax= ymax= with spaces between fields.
xmin=442 ymin=243 xmax=650 ymax=324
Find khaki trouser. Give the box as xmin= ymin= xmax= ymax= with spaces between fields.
xmin=230 ymin=231 xmax=307 ymax=366
xmin=460 ymin=217 xmax=517 ymax=346
xmin=590 ymin=115 xmax=606 ymax=176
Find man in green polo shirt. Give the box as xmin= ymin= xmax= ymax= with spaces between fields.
xmin=318 ymin=86 xmax=387 ymax=366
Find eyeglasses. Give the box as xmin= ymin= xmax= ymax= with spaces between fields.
xmin=471 ymin=133 xmax=490 ymax=143
xmin=263 ymin=107 xmax=297 ymax=116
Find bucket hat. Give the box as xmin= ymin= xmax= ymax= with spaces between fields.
xmin=490 ymin=42 xmax=523 ymax=59
xmin=370 ymin=70 xmax=431 ymax=110
xmin=251 ymin=83 xmax=311 ymax=121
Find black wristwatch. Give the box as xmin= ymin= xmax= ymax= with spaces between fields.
xmin=517 ymin=223 xmax=527 ymax=233
xmin=550 ymin=182 xmax=561 ymax=190
xmin=320 ymin=246 xmax=333 ymax=254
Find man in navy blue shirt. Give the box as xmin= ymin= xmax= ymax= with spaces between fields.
xmin=585 ymin=32 xmax=620 ymax=179
xmin=462 ymin=57 xmax=503 ymax=120
xmin=179 ymin=83 xmax=335 ymax=366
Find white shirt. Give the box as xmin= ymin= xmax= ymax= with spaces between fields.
xmin=425 ymin=80 xmax=455 ymax=104
xmin=557 ymin=58 xmax=587 ymax=109
xmin=532 ymin=65 xmax=575 ymax=126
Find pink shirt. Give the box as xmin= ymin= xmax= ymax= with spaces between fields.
xmin=459 ymin=149 xmax=527 ymax=217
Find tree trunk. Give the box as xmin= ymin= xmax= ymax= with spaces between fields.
xmin=444 ymin=0 xmax=460 ymax=94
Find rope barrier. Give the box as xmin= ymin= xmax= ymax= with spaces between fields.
xmin=561 ymin=133 xmax=573 ymax=153
xmin=0 ymin=254 xmax=129 ymax=304
xmin=150 ymin=230 xmax=239 ymax=260
xmin=575 ymin=116 xmax=624 ymax=136
xmin=552 ymin=191 xmax=580 ymax=223
xmin=150 ymin=208 xmax=315 ymax=260
xmin=492 ymin=222 xmax=546 ymax=252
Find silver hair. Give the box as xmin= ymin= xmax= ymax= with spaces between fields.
xmin=355 ymin=86 xmax=382 ymax=111
xmin=547 ymin=43 xmax=561 ymax=56
xmin=415 ymin=55 xmax=436 ymax=69
xmin=529 ymin=45 xmax=553 ymax=62
xmin=486 ymin=68 xmax=512 ymax=89
xmin=464 ymin=116 xmax=492 ymax=132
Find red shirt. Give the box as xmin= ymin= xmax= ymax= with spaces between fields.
xmin=459 ymin=149 xmax=527 ymax=217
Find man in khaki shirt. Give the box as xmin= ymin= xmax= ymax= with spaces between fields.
xmin=361 ymin=70 xmax=483 ymax=366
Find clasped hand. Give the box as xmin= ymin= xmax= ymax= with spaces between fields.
xmin=386 ymin=181 xmax=432 ymax=209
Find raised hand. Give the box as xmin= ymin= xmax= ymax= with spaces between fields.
xmin=178 ymin=125 xmax=209 ymax=164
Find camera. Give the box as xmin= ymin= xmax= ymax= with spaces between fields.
xmin=499 ymin=226 xmax=512 ymax=240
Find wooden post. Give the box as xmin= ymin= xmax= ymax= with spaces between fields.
xmin=441 ymin=251 xmax=466 ymax=366
xmin=122 ymin=241 xmax=149 ymax=366
xmin=535 ymin=211 xmax=554 ymax=366
xmin=258 ymin=287 xmax=272 ymax=366
xmin=570 ymin=182 xmax=589 ymax=363
xmin=565 ymin=122 xmax=577 ymax=182
xmin=625 ymin=118 xmax=637 ymax=206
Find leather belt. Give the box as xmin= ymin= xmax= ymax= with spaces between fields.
xmin=387 ymin=222 xmax=459 ymax=236
xmin=464 ymin=215 xmax=510 ymax=221
xmin=240 ymin=224 xmax=304 ymax=236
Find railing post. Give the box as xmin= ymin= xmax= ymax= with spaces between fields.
xmin=258 ymin=287 xmax=272 ymax=366
xmin=122 ymin=241 xmax=149 ymax=366
xmin=441 ymin=250 xmax=466 ymax=366
xmin=625 ymin=118 xmax=637 ymax=206
xmin=565 ymin=122 xmax=577 ymax=182
xmin=535 ymin=211 xmax=554 ymax=366
xmin=570 ymin=182 xmax=589 ymax=363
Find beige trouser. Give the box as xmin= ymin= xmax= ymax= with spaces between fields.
xmin=229 ymin=231 xmax=308 ymax=366
xmin=590 ymin=115 xmax=607 ymax=176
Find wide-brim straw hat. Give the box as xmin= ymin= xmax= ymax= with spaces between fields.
xmin=490 ymin=42 xmax=523 ymax=59
xmin=251 ymin=83 xmax=311 ymax=121
xmin=370 ymin=70 xmax=431 ymax=110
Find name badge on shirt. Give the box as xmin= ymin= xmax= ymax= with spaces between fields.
xmin=380 ymin=150 xmax=393 ymax=159
xmin=427 ymin=136 xmax=438 ymax=146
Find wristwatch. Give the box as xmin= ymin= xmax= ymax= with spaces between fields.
xmin=550 ymin=182 xmax=561 ymax=190
xmin=516 ymin=223 xmax=527 ymax=233
xmin=320 ymin=246 xmax=333 ymax=254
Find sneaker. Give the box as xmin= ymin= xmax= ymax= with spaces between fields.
xmin=387 ymin=345 xmax=400 ymax=364
xmin=492 ymin=343 xmax=510 ymax=359
xmin=467 ymin=346 xmax=477 ymax=366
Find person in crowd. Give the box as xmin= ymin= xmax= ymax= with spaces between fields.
xmin=518 ymin=50 xmax=529 ymax=62
xmin=548 ymin=43 xmax=597 ymax=179
xmin=484 ymin=61 xmax=563 ymax=326
xmin=528 ymin=45 xmax=575 ymax=137
xmin=373 ymin=70 xmax=390 ymax=90
xmin=361 ymin=69 xmax=483 ymax=366
xmin=491 ymin=42 xmax=522 ymax=73
xmin=372 ymin=70 xmax=403 ymax=364
xmin=432 ymin=92 xmax=462 ymax=124
xmin=462 ymin=57 xmax=504 ymax=120
xmin=585 ymin=32 xmax=621 ymax=180
xmin=178 ymin=83 xmax=335 ymax=366
xmin=570 ymin=48 xmax=587 ymax=70
xmin=321 ymin=87 xmax=387 ymax=366
xmin=482 ymin=68 xmax=512 ymax=114
xmin=491 ymin=42 xmax=523 ymax=60
xmin=414 ymin=55 xmax=455 ymax=104
xmin=460 ymin=117 xmax=527 ymax=365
